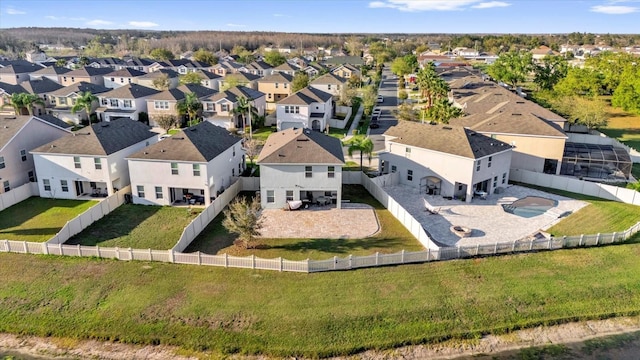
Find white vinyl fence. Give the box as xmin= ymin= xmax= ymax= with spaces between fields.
xmin=46 ymin=186 xmax=131 ymax=245
xmin=568 ymin=131 xmax=640 ymax=163
xmin=0 ymin=182 xmax=38 ymax=212
xmin=2 ymin=221 xmax=639 ymax=273
xmin=510 ymin=169 xmax=640 ymax=206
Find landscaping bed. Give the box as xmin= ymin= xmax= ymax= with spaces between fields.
xmin=0 ymin=197 xmax=96 ymax=242
xmin=66 ymin=204 xmax=201 ymax=250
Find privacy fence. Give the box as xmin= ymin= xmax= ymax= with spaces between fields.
xmin=0 ymin=182 xmax=38 ymax=212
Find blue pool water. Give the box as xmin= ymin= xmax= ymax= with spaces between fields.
xmin=502 ymin=196 xmax=557 ymax=218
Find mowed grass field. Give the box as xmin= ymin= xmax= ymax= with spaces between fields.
xmin=1 ymin=235 xmax=640 ymax=358
xmin=66 ymin=204 xmax=201 ymax=250
xmin=186 ymin=185 xmax=424 ymax=260
xmin=600 ymin=105 xmax=640 ymax=154
xmin=0 ymin=197 xmax=97 ymax=242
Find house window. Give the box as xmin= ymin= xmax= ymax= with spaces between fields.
xmin=110 ymin=77 xmax=115 ymax=82
xmin=60 ymin=97 xmax=67 ymax=105
xmin=60 ymin=180 xmax=69 ymax=192
xmin=328 ymin=166 xmax=335 ymax=178
xmin=305 ymin=166 xmax=312 ymax=178
xmin=268 ymin=93 xmax=272 ymax=99
xmin=232 ymin=169 xmax=235 ymax=176
xmin=28 ymin=171 xmax=35 ymax=182
xmin=74 ymin=156 xmax=81 ymax=169
xmin=283 ymin=83 xmax=288 ymax=88
xmin=120 ymin=78 xmax=125 ymax=83
xmin=94 ymin=158 xmax=102 ymax=170
xmin=337 ymin=85 xmax=340 ymax=90
xmin=171 ymin=162 xmax=179 ymax=175
xmin=502 ymin=172 xmax=507 ymax=184
xmin=407 ymin=169 xmax=413 ymax=181
xmin=0 ymin=156 xmax=4 ymax=169
xmin=405 ymin=147 xmax=411 ymax=158
xmin=123 ymin=100 xmax=132 ymax=108
xmin=266 ymin=190 xmax=274 ymax=203
xmin=19 ymin=149 xmax=27 ymax=161
xmin=284 ymin=105 xmax=289 ymax=113
xmin=294 ymin=106 xmax=299 ymax=113
xmin=154 ymin=101 xmax=169 ymax=110
xmin=476 ymin=160 xmax=481 ymax=171
xmin=205 ymin=103 xmax=214 ymax=111
xmin=193 ymin=164 xmax=200 ymax=176
xmin=155 ymin=186 xmax=163 ymax=199
xmin=286 ymin=190 xmax=294 ymax=201
xmin=391 ymin=165 xmax=397 ymax=173
xmin=493 ymin=176 xmax=498 ymax=188
xmin=43 ymin=179 xmax=51 ymax=191
xmin=2 ymin=180 xmax=9 ymax=192
xmin=328 ymin=84 xmax=332 ymax=90
xmin=221 ymin=104 xmax=228 ymax=112
xmin=488 ymin=156 xmax=492 ymax=168
xmin=101 ymin=98 xmax=108 ymax=105
xmin=109 ymin=99 xmax=118 ymax=107
xmin=137 ymin=185 xmax=145 ymax=198
xmin=233 ymin=146 xmax=235 ymax=156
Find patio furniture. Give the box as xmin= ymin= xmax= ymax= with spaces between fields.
xmin=423 ymin=198 xmax=440 ymax=214
xmin=316 ymin=196 xmax=331 ymax=206
xmin=474 ymin=190 xmax=488 ymax=199
xmin=287 ymin=200 xmax=303 ymax=210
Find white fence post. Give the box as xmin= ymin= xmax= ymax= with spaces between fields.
xmin=197 ymin=251 xmax=202 ymax=265
xmin=224 ymin=253 xmax=228 ymax=268
xmin=612 ymin=232 xmax=616 ymax=243
xmin=23 ymin=241 xmax=28 ymax=253
xmin=348 ymin=254 xmax=353 ymax=269
xmin=333 ymin=256 xmax=337 ymax=270
xmin=579 ymin=234 xmax=584 ymax=246
xmin=77 ymin=244 xmax=82 ymax=256
xmin=400 ymin=250 xmax=405 ymax=264
xmin=252 ymin=254 xmax=256 ymax=269
xmin=96 ymin=245 xmax=101 ymax=258
xmin=148 ymin=248 xmax=152 ymax=260
xmin=596 ymin=233 xmax=600 ymax=245
xmin=279 ymin=257 xmax=283 ymax=272
xmin=375 ymin=252 xmax=379 ymax=265
xmin=42 ymin=242 xmax=48 ymax=255
xmin=128 ymin=247 xmax=133 ymax=260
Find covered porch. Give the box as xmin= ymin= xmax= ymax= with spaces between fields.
xmin=169 ymin=186 xmax=213 ymax=206
xmin=74 ymin=180 xmax=111 ymax=199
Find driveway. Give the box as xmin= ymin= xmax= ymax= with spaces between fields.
xmin=259 ymin=203 xmax=379 ymax=239
xmin=382 ymin=184 xmax=588 ymax=247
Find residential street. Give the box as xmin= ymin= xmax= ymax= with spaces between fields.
xmin=368 ymin=65 xmax=398 ymax=152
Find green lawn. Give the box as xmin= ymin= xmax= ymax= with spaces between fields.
xmin=633 ymin=163 xmax=640 ymax=180
xmin=186 ymin=185 xmax=424 ymax=260
xmin=600 ymin=105 xmax=640 ymax=152
xmin=517 ymin=185 xmax=640 ymax=236
xmin=0 ymin=197 xmax=97 ymax=242
xmin=167 ymin=128 xmax=181 ymax=135
xmin=66 ymin=204 xmax=201 ymax=250
xmin=1 ymin=233 xmax=640 ymax=357
xmin=250 ymin=127 xmax=275 ymax=142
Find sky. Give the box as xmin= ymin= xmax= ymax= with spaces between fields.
xmin=0 ymin=0 xmax=639 ymax=34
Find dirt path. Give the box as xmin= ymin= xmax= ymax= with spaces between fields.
xmin=2 ymin=316 xmax=640 ymax=359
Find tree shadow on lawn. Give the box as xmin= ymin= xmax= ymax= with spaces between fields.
xmin=65 ymin=204 xmax=162 ymax=246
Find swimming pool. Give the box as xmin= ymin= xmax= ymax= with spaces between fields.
xmin=502 ymin=196 xmax=557 ymax=218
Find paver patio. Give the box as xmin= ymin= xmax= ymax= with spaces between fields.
xmin=259 ymin=203 xmax=379 ymax=239
xmin=382 ymin=184 xmax=588 ymax=247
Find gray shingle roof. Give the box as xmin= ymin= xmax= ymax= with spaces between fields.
xmin=30 ymin=66 xmax=71 ymax=76
xmin=204 ymin=85 xmax=264 ymax=103
xmin=147 ymin=84 xmax=217 ymax=101
xmin=138 ymin=69 xmax=180 ymax=79
xmin=0 ymin=116 xmax=31 ymax=149
xmin=278 ymin=86 xmax=332 ymax=106
xmin=0 ymin=82 xmax=27 ymax=95
xmin=222 ymin=72 xmax=261 ymax=83
xmin=127 ymin=121 xmax=241 ymax=162
xmin=35 ymin=114 xmax=73 ymax=129
xmin=310 ymin=72 xmax=347 ymax=85
xmin=0 ymin=63 xmax=44 ymax=74
xmin=19 ymin=78 xmax=64 ymax=94
xmin=48 ymin=81 xmax=110 ymax=97
xmin=258 ymin=72 xmax=294 ymax=83
xmin=104 ymin=68 xmax=146 ymax=77
xmin=273 ymin=62 xmax=300 ymax=72
xmin=99 ymin=83 xmax=160 ymax=99
xmin=384 ymin=121 xmax=512 ymax=159
xmin=31 ymin=118 xmax=156 ymax=156
xmin=65 ymin=67 xmax=113 ymax=77
xmin=258 ymin=128 xmax=344 ymax=164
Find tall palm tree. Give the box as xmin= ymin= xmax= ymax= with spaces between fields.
xmin=426 ymin=97 xmax=463 ymax=124
xmin=2 ymin=93 xmax=45 ymax=115
xmin=346 ymin=136 xmax=374 ymax=171
xmin=71 ymin=91 xmax=99 ymax=122
xmin=416 ymin=62 xmax=440 ymax=108
xmin=176 ymin=92 xmax=202 ymax=127
xmin=232 ymin=96 xmax=257 ymax=138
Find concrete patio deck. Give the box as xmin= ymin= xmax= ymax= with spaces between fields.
xmin=258 ymin=203 xmax=379 ymax=239
xmin=382 ymin=184 xmax=588 ymax=247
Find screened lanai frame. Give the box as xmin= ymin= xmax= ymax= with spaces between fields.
xmin=560 ymin=142 xmax=632 ymax=180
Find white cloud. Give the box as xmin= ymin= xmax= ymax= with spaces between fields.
xmin=86 ymin=19 xmax=113 ymax=26
xmin=128 ymin=21 xmax=159 ymax=28
xmin=368 ymin=0 xmax=484 ymax=11
xmin=590 ymin=5 xmax=638 ymax=13
xmin=226 ymin=23 xmax=246 ymax=27
xmin=6 ymin=7 xmax=26 ymax=15
xmin=471 ymin=1 xmax=511 ymax=9
xmin=273 ymin=13 xmax=289 ymax=17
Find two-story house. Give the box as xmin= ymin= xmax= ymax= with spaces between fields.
xmin=136 ymin=69 xmax=180 ymax=90
xmin=95 ymin=83 xmax=160 ymax=122
xmin=276 ymin=86 xmax=333 ymax=131
xmin=119 ymin=57 xmax=157 ymax=73
xmin=379 ymin=121 xmax=513 ymax=202
xmin=31 ymin=118 xmax=158 ymax=199
xmin=257 ymin=72 xmax=294 ymax=109
xmin=202 ymin=85 xmax=266 ymax=130
xmin=46 ymin=82 xmax=110 ymax=124
xmin=145 ymin=84 xmax=217 ymax=127
xmin=0 ymin=115 xmax=71 ymax=194
xmin=127 ymin=121 xmax=244 ymax=206
xmin=257 ymin=128 xmax=345 ymax=209
xmin=103 ymin=68 xmax=147 ymax=89
xmin=329 ymin=64 xmax=360 ymax=79
xmin=218 ymin=72 xmax=261 ymax=90
xmin=60 ymin=67 xmax=112 ymax=87
xmin=28 ymin=66 xmax=71 ymax=83
xmin=0 ymin=63 xmax=44 ymax=85
xmin=271 ymin=62 xmax=300 ymax=76
xmin=309 ymin=73 xmax=346 ymax=97
xmin=244 ymin=60 xmax=273 ymax=77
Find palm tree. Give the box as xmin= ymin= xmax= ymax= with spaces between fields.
xmin=232 ymin=96 xmax=257 ymax=138
xmin=416 ymin=62 xmax=439 ymax=107
xmin=346 ymin=136 xmax=374 ymax=171
xmin=2 ymin=93 xmax=45 ymax=115
xmin=426 ymin=97 xmax=463 ymax=124
xmin=71 ymin=91 xmax=98 ymax=122
xmin=176 ymin=92 xmax=202 ymax=127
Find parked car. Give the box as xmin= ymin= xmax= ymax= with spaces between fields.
xmin=377 ymin=95 xmax=384 ymax=103
xmin=369 ymin=119 xmax=380 ymax=129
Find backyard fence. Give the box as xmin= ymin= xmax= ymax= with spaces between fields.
xmin=172 ymin=180 xmax=241 ymax=253
xmin=567 ymin=131 xmax=640 ymax=163
xmin=2 ymin=221 xmax=639 ymax=273
xmin=46 ymin=186 xmax=131 ymax=245
xmin=0 ymin=182 xmax=38 ymax=212
xmin=510 ymin=169 xmax=640 ymax=206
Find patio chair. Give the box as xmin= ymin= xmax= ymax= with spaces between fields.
xmin=423 ymin=198 xmax=440 ymax=214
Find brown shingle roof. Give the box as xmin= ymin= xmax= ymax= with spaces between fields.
xmin=258 ymin=72 xmax=294 ymax=83
xmin=278 ymin=86 xmax=332 ymax=106
xmin=310 ymin=72 xmax=347 ymax=85
xmin=48 ymin=81 xmax=110 ymax=96
xmin=258 ymin=128 xmax=344 ymax=165
xmin=99 ymin=83 xmax=160 ymax=99
xmin=384 ymin=121 xmax=511 ymax=159
xmin=31 ymin=118 xmax=156 ymax=156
